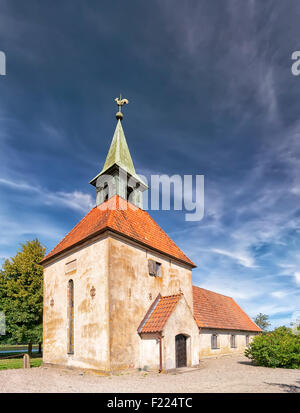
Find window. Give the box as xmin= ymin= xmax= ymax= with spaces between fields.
xmin=211 ymin=334 xmax=219 ymax=349
xmin=230 ymin=334 xmax=236 ymax=348
xmin=67 ymin=280 xmax=74 ymax=354
xmin=246 ymin=335 xmax=250 ymax=347
xmin=127 ymin=186 xmax=133 ymax=202
xmin=103 ymin=183 xmax=109 ymax=201
xmin=156 ymin=262 xmax=161 ymax=277
xmin=148 ymin=259 xmax=161 ymax=277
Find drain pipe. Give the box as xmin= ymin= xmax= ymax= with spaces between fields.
xmin=198 ymin=327 xmax=202 ymax=365
xmin=157 ymin=333 xmax=163 ymax=373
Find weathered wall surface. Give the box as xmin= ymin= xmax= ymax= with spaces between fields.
xmin=139 ymin=333 xmax=160 ymax=370
xmin=107 ymin=234 xmax=194 ymax=371
xmin=162 ymin=296 xmax=199 ymax=370
xmin=199 ymin=328 xmax=259 ymax=358
xmin=43 ymin=236 xmax=110 ymax=371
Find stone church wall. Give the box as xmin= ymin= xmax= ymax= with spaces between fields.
xmin=107 ymin=234 xmax=194 ymax=371
xmin=43 ymin=236 xmax=111 ymax=371
xmin=139 ymin=333 xmax=160 ymax=370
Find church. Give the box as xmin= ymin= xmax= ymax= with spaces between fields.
xmin=41 ymin=98 xmax=261 ymax=373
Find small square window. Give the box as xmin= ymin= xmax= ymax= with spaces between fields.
xmin=148 ymin=259 xmax=162 ymax=277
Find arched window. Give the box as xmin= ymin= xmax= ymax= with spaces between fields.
xmin=127 ymin=186 xmax=133 ymax=202
xmin=67 ymin=280 xmax=74 ymax=354
xmin=103 ymin=183 xmax=109 ymax=201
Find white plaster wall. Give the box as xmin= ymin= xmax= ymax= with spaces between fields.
xmin=43 ymin=236 xmax=110 ymax=371
xmin=139 ymin=333 xmax=160 ymax=370
xmin=162 ymin=296 xmax=199 ymax=371
xmin=199 ymin=328 xmax=259 ymax=358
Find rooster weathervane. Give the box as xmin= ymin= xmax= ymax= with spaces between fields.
xmin=115 ymin=94 xmax=129 ymax=120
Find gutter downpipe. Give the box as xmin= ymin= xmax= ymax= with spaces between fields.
xmin=157 ymin=333 xmax=163 ymax=373
xmin=198 ymin=327 xmax=202 ymax=365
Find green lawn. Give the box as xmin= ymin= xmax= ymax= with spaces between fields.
xmin=0 ymin=357 xmax=42 ymax=370
xmin=0 ymin=344 xmax=42 ymax=370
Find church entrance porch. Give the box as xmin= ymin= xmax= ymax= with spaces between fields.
xmin=175 ymin=334 xmax=187 ymax=368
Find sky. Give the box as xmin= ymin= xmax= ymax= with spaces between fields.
xmin=0 ymin=0 xmax=300 ymax=329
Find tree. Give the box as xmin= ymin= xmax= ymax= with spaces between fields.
xmin=253 ymin=313 xmax=271 ymax=331
xmin=0 ymin=239 xmax=45 ymax=354
xmin=245 ymin=326 xmax=300 ymax=369
xmin=291 ymin=318 xmax=300 ymax=335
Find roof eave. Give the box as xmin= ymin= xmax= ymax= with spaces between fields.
xmin=89 ymin=164 xmax=148 ymax=190
xmin=41 ymin=226 xmax=196 ymax=268
xmin=197 ymin=324 xmax=261 ymax=333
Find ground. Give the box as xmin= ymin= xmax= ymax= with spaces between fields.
xmin=0 ymin=354 xmax=299 ymax=393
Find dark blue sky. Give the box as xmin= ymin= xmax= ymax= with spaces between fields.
xmin=0 ymin=0 xmax=300 ymax=328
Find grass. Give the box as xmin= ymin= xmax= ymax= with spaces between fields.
xmin=0 ymin=344 xmax=42 ymax=370
xmin=0 ymin=356 xmax=42 ymax=370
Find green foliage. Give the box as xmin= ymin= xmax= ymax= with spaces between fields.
xmin=253 ymin=313 xmax=271 ymax=331
xmin=245 ymin=326 xmax=300 ymax=369
xmin=0 ymin=240 xmax=45 ymax=346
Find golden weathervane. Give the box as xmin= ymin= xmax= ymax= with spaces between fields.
xmin=115 ymin=94 xmax=129 ymax=120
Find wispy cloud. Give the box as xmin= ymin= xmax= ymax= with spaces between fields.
xmin=0 ymin=178 xmax=93 ymax=212
xmin=210 ymin=248 xmax=257 ymax=268
xmin=294 ymin=272 xmax=300 ymax=285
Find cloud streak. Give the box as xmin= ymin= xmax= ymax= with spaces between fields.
xmin=0 ymin=178 xmax=94 ymax=212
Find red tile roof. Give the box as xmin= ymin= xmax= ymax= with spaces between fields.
xmin=192 ymin=286 xmax=261 ymax=332
xmin=41 ymin=195 xmax=195 ymax=267
xmin=138 ymin=294 xmax=182 ymax=333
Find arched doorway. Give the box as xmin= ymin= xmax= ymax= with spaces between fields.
xmin=175 ymin=334 xmax=187 ymax=368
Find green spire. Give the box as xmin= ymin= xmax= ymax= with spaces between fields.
xmin=90 ymin=96 xmax=148 ymax=208
xmin=100 ymin=119 xmax=137 ymax=177
xmin=89 ymin=96 xmax=147 ymax=190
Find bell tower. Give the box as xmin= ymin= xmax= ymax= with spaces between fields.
xmin=89 ymin=96 xmax=148 ymax=208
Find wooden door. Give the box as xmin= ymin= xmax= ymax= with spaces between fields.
xmin=175 ymin=334 xmax=187 ymax=368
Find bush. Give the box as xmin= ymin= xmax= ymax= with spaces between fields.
xmin=245 ymin=326 xmax=300 ymax=369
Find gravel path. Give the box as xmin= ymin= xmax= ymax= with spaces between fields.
xmin=0 ymin=354 xmax=299 ymax=393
